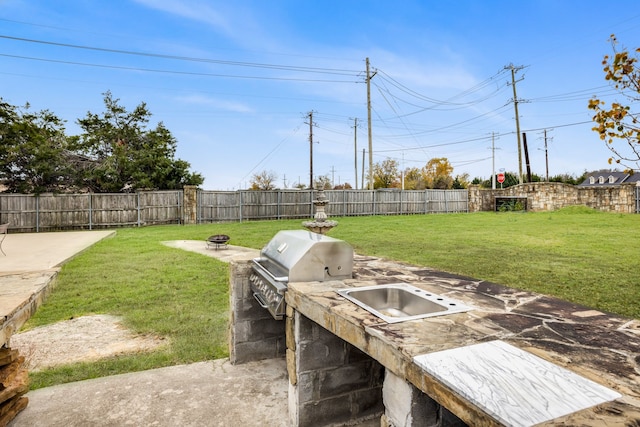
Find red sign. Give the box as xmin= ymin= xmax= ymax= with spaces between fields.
xmin=497 ymin=173 xmax=505 ymax=184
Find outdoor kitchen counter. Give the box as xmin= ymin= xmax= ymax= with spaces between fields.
xmin=285 ymin=255 xmax=640 ymax=426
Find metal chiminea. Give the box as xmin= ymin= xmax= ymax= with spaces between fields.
xmin=303 ymin=189 xmax=337 ymax=234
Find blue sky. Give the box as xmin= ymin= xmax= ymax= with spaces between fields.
xmin=1 ymin=1 xmax=639 ymax=190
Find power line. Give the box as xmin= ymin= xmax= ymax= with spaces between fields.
xmin=0 ymin=34 xmax=362 ymax=76
xmin=239 ymin=124 xmax=302 ymax=184
xmin=375 ymin=135 xmax=493 ymax=153
xmin=0 ymin=53 xmax=359 ymax=83
xmin=372 ymin=119 xmax=594 ymax=155
xmin=375 ymin=68 xmax=509 ymax=107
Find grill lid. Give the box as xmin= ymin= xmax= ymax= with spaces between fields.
xmin=258 ymin=230 xmax=353 ymax=282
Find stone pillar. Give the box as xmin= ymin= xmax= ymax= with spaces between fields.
xmin=287 ymin=308 xmax=384 ymax=426
xmin=467 ymin=184 xmax=480 ymax=213
xmin=382 ymin=370 xmax=466 ymax=427
xmin=182 ymin=185 xmax=198 ymax=224
xmin=228 ymin=260 xmax=286 ymax=364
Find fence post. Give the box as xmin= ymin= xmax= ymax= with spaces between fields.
xmin=89 ymin=193 xmax=93 ymax=230
xmin=278 ymin=190 xmax=282 ymax=220
xmin=182 ymin=185 xmax=198 ymax=224
xmin=195 ymin=190 xmax=200 ymax=224
xmin=36 ymin=195 xmax=40 ymax=233
xmin=239 ymin=191 xmax=243 ymax=223
xmin=424 ymin=190 xmax=428 ymax=214
xmin=179 ymin=190 xmax=184 ymax=224
xmin=136 ymin=192 xmax=141 ymax=227
xmin=372 ymin=190 xmax=376 ymax=215
xmin=343 ymin=189 xmax=347 ymax=216
xmin=444 ymin=190 xmax=448 ymax=213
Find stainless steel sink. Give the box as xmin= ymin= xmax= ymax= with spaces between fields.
xmin=336 ymin=283 xmax=472 ymax=323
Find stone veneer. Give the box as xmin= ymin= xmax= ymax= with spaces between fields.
xmin=468 ymin=182 xmax=638 ymax=213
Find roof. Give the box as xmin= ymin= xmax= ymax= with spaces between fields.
xmin=578 ymin=171 xmax=640 ymax=187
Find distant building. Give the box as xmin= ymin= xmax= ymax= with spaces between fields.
xmin=578 ymin=171 xmax=640 ymax=187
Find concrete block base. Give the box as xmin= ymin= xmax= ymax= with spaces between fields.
xmin=228 ymin=261 xmax=285 ymax=364
xmin=383 ymin=371 xmax=466 ymax=427
xmin=288 ymin=310 xmax=384 ymax=427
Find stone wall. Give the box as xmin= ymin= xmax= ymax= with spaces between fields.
xmin=468 ymin=182 xmax=638 ymax=213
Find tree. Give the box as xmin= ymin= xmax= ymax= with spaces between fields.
xmin=589 ymin=35 xmax=640 ymax=171
xmin=371 ymin=158 xmax=400 ymax=189
xmin=498 ymin=171 xmax=519 ymax=187
xmin=452 ymin=173 xmax=470 ymax=189
xmin=549 ymin=171 xmax=588 ymax=185
xmin=250 ymin=170 xmax=278 ymax=190
xmin=333 ymin=182 xmax=352 ymax=190
xmin=71 ymin=92 xmax=203 ymax=192
xmin=0 ymin=100 xmax=73 ymax=194
xmin=403 ymin=167 xmax=425 ymax=190
xmin=422 ymin=157 xmax=454 ymax=189
xmin=314 ymin=175 xmax=332 ymax=190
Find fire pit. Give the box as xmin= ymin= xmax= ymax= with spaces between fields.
xmin=206 ymin=234 xmax=230 ymax=250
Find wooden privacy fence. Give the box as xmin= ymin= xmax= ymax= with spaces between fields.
xmin=0 ymin=189 xmax=468 ymax=232
xmin=198 ymin=189 xmax=468 ymax=222
xmin=0 ymin=191 xmax=183 ymax=232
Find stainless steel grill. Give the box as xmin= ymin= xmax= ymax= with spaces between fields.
xmin=250 ymin=230 xmax=353 ymax=320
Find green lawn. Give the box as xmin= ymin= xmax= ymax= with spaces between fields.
xmin=24 ymin=206 xmax=640 ymax=388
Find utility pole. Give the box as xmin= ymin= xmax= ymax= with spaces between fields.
xmin=352 ymin=117 xmax=358 ymax=190
xmin=361 ymin=149 xmax=365 ymax=190
xmin=522 ymin=132 xmax=532 ymax=183
xmin=491 ymin=132 xmax=496 ymax=190
xmin=306 ymin=111 xmax=315 ymax=189
xmin=543 ymin=129 xmax=553 ymax=181
xmin=506 ymin=64 xmax=525 ymax=184
xmin=401 ymin=152 xmax=405 ymax=190
xmin=366 ymin=58 xmax=377 ymax=190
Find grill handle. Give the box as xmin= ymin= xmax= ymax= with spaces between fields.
xmin=252 ymin=292 xmax=269 ymax=309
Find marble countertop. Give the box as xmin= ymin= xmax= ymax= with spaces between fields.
xmin=285 ymin=254 xmax=640 ymax=426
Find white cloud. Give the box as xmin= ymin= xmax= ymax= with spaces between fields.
xmin=133 ymin=0 xmax=233 ymax=35
xmin=175 ymin=94 xmax=253 ymax=113
xmin=132 ymin=0 xmax=275 ymax=50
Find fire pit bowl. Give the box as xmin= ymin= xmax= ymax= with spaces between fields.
xmin=206 ymin=234 xmax=230 ymax=250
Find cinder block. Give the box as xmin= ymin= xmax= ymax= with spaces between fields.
xmin=294 ymin=370 xmax=318 ymax=403
xmin=231 ymin=336 xmax=285 ymax=364
xmin=297 ymin=393 xmax=354 ymax=427
xmin=383 ymin=370 xmax=439 ymax=427
xmin=346 ymin=344 xmax=371 ymax=363
xmin=297 ymin=340 xmax=346 ymax=372
xmin=352 ymin=387 xmax=385 ymax=421
xmin=317 ymin=361 xmax=379 ymax=399
xmin=294 ymin=310 xmax=316 ymax=340
xmin=234 ymin=319 xmax=285 ymax=342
